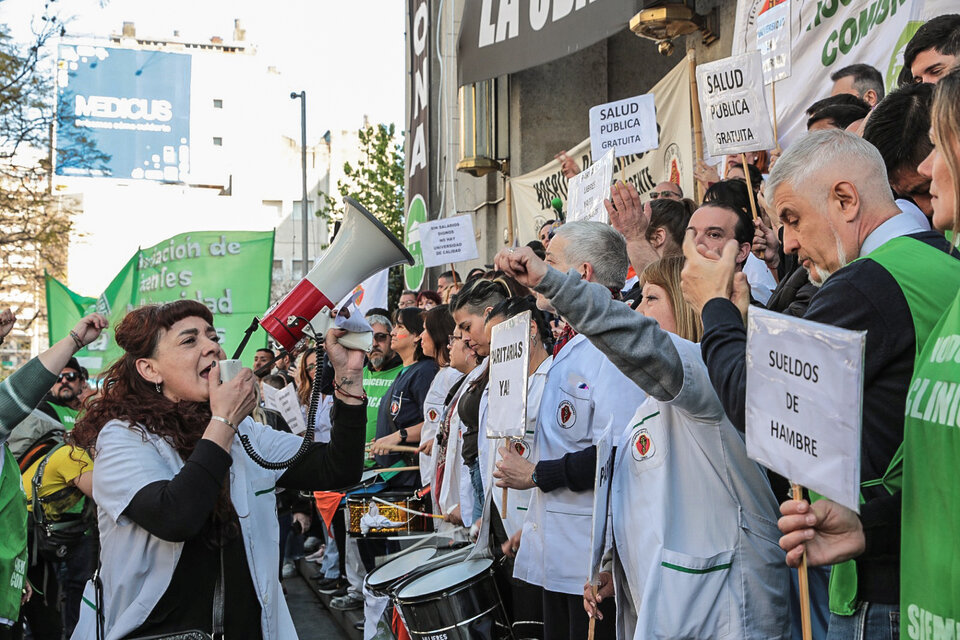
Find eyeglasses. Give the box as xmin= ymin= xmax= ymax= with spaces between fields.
xmin=648 ymin=190 xmax=681 ymax=200
xmin=448 ymin=335 xmax=463 ymax=346
xmin=373 ymin=332 xmax=390 ymax=342
xmin=58 ymin=372 xmax=79 ymax=383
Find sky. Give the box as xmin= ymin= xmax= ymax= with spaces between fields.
xmin=3 ymin=0 xmax=406 ymax=141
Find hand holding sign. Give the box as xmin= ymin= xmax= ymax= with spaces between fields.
xmin=777 ymin=498 xmax=866 ymax=568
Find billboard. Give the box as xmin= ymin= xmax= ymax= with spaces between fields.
xmin=56 ymin=44 xmax=191 ymax=182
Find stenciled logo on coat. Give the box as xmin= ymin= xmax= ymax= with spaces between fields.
xmin=557 ymin=400 xmax=577 ymax=429
xmin=631 ymin=428 xmax=655 ymax=462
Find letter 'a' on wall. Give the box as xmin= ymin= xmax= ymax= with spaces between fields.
xmin=56 ymin=45 xmax=191 ymax=182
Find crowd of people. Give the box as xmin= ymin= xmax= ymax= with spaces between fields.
xmin=1 ymin=11 xmax=960 ymax=640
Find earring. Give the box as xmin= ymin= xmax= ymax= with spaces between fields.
xmin=155 ymin=382 xmax=162 ymax=393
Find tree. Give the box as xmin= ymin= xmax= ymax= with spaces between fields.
xmin=0 ymin=12 xmax=108 ymax=368
xmin=320 ymin=122 xmax=406 ymax=304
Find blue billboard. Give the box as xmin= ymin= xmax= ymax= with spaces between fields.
xmin=57 ymin=45 xmax=191 ymax=182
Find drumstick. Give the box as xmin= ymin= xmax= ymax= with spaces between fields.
xmin=365 ymin=443 xmax=421 ymax=453
xmin=364 ymin=465 xmax=420 ymax=473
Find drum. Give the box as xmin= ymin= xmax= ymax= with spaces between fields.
xmin=347 ymin=492 xmax=431 ymax=537
xmin=395 ymin=558 xmax=514 ymax=640
xmin=365 ymin=548 xmax=438 ymax=597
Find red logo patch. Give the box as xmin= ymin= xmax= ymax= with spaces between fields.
xmin=557 ymin=400 xmax=577 ymax=429
xmin=636 ymin=434 xmax=651 ymax=456
xmin=630 ymin=428 xmax=655 ymax=462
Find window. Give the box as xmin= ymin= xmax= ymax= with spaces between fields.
xmin=213 ymin=99 xmax=223 ymax=108
xmin=292 ymin=200 xmax=313 ymax=220
xmin=212 ymin=137 xmax=223 ymax=146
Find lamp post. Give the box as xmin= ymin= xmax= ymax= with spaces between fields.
xmin=290 ymin=91 xmax=309 ymax=279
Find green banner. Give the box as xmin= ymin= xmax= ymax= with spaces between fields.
xmin=46 ymin=230 xmax=275 ymax=374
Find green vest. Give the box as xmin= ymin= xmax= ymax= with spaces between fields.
xmin=50 ymin=404 xmax=78 ymax=431
xmin=900 ymin=287 xmax=960 ymax=637
xmin=823 ymin=236 xmax=960 ymax=615
xmin=363 ymin=364 xmax=402 ymax=468
xmin=0 ymin=447 xmax=28 ymax=623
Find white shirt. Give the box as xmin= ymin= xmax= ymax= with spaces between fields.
xmin=72 ymin=417 xmax=306 ymax=640
xmin=744 ymin=253 xmax=777 ymax=305
xmin=513 ymin=335 xmax=646 ymax=595
xmin=860 ymin=209 xmax=930 ymax=258
xmin=437 ymin=362 xmax=487 ymax=522
xmin=478 ymin=354 xmax=553 ymax=538
xmin=610 ymin=336 xmax=789 ymax=640
xmin=420 ymin=367 xmax=463 ymax=486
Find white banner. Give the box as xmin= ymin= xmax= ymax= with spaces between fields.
xmin=568 ymin=148 xmax=615 ymax=224
xmin=697 ymin=52 xmax=776 ymax=157
xmin=337 ymin=269 xmax=388 ymax=316
xmin=419 ymin=214 xmax=480 ymax=267
xmin=757 ymin=0 xmax=792 ymax=84
xmin=732 ymin=0 xmax=955 ymax=147
xmin=509 ymin=60 xmax=693 ymax=245
xmin=745 ymin=307 xmax=866 ymax=512
xmin=589 ymin=94 xmax=659 ymax=160
xmin=487 ymin=311 xmax=531 ymax=440
xmin=588 ymin=422 xmax=615 ymax=584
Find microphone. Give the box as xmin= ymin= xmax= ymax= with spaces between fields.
xmin=551 ymin=197 xmax=565 ymax=223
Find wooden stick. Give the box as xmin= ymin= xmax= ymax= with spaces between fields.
xmin=792 ymin=483 xmax=813 ymax=640
xmin=587 ymin=583 xmax=598 ymax=640
xmin=501 ymin=438 xmax=510 ymax=518
xmin=687 ymin=49 xmax=705 ymax=204
xmin=365 ymin=465 xmax=420 ymax=473
xmin=772 ymin=81 xmax=781 ymax=153
xmin=365 ymin=443 xmax=421 ymax=453
xmin=741 ymin=152 xmax=760 ymax=221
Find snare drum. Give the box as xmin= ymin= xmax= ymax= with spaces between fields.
xmin=365 ymin=548 xmax=438 ymax=597
xmin=347 ymin=492 xmax=431 ymax=537
xmin=395 ymin=558 xmax=514 ymax=640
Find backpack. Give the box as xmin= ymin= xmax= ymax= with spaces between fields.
xmin=9 ymin=409 xmax=65 ymax=466
xmin=27 ymin=443 xmax=96 ymax=563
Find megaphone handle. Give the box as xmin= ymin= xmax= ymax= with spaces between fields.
xmin=232 ymin=316 xmax=262 ymax=360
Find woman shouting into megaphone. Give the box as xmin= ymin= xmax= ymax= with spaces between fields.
xmin=71 ymin=300 xmax=367 ymax=640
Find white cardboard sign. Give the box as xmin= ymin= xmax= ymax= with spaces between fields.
xmin=486 ymin=310 xmax=531 ymax=440
xmin=588 ymin=94 xmax=659 ymax=161
xmin=756 ymin=0 xmax=792 ymax=85
xmin=568 ymin=147 xmax=615 ymax=224
xmin=262 ymin=382 xmax=308 ymax=435
xmin=745 ymin=307 xmax=865 ymax=512
xmin=419 ymin=214 xmax=480 ymax=268
xmin=588 ymin=422 xmax=615 ymax=584
xmin=696 ymin=52 xmax=775 ymax=157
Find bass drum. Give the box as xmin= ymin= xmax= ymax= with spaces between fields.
xmin=395 ymin=558 xmax=514 ymax=640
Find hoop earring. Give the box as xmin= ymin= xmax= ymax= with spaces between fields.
xmin=155 ymin=382 xmax=162 ymax=393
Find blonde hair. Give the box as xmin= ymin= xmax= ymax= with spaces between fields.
xmin=640 ymin=256 xmax=703 ymax=343
xmin=931 ymin=69 xmax=960 ymax=244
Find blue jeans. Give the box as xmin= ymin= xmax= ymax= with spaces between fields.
xmin=826 ymin=602 xmax=899 ymax=640
xmin=469 ymin=460 xmax=484 ymax=522
xmin=790 ymin=565 xmax=831 ymax=640
xmin=320 ymin=530 xmax=340 ymax=579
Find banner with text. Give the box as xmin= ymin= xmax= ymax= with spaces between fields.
xmin=46 ymin=230 xmax=275 ymax=374
xmin=697 ymin=52 xmax=775 ymax=157
xmin=589 ymin=423 xmax=615 ymax=584
xmin=568 ymin=148 xmax=615 ymax=224
xmin=589 ymin=94 xmax=659 ymax=160
xmin=757 ymin=0 xmax=792 ymax=84
xmin=745 ymin=307 xmax=865 ymax=512
xmin=510 ymin=60 xmax=692 ymax=245
xmin=420 ymin=215 xmax=480 ymax=267
xmin=732 ymin=0 xmax=955 ymax=146
xmin=487 ymin=311 xmax=530 ymax=440
xmin=404 ymin=0 xmax=431 ymax=290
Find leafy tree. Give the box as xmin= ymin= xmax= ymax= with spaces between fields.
xmin=320 ymin=122 xmax=405 ymax=304
xmin=0 ymin=12 xmax=108 ymax=367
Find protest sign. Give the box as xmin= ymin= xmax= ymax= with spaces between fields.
xmin=46 ymin=230 xmax=275 ymax=374
xmin=419 ymin=214 xmax=480 ymax=268
xmin=487 ymin=311 xmax=531 ymax=440
xmin=588 ymin=422 xmax=615 ymax=584
xmin=745 ymin=307 xmax=865 ymax=512
xmin=568 ymin=148 xmax=615 ymax=224
xmin=588 ymin=94 xmax=659 ymax=161
xmin=757 ymin=0 xmax=792 ymax=84
xmin=262 ymin=383 xmax=307 ymax=435
xmin=510 ymin=60 xmax=693 ymax=244
xmin=696 ymin=52 xmax=775 ymax=157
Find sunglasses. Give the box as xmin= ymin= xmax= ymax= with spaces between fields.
xmin=373 ymin=332 xmax=390 ymax=342
xmin=58 ymin=372 xmax=79 ymax=383
xmin=648 ymin=190 xmax=680 ymax=199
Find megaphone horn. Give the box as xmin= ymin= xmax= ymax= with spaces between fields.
xmin=261 ymin=197 xmax=415 ymax=352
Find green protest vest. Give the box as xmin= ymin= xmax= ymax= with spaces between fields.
xmin=0 ymin=447 xmax=28 ymax=623
xmin=900 ymin=287 xmax=960 ymax=637
xmin=363 ymin=364 xmax=402 ymax=468
xmin=821 ymin=236 xmax=960 ymax=616
xmin=50 ymin=404 xmax=78 ymax=431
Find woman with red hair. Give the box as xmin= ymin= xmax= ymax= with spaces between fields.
xmin=71 ymin=300 xmax=366 ymax=639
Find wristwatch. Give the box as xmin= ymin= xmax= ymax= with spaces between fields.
xmin=531 ymin=468 xmax=539 ymax=488
xmin=399 ymin=428 xmax=408 ymax=444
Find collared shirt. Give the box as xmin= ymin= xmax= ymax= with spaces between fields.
xmin=860 ymin=210 xmax=930 ymax=258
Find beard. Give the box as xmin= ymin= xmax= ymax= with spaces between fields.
xmin=806 ymin=229 xmax=848 ymax=288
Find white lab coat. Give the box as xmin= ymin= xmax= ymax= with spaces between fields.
xmin=610 ymin=336 xmax=790 ymax=640
xmin=513 ymin=335 xmax=646 ymax=595
xmin=437 ymin=362 xmax=487 ymax=522
xmin=72 ymin=417 xmax=305 ymax=640
xmin=420 ymin=366 xmax=463 ymax=487
xmin=478 ymin=355 xmax=553 ymax=538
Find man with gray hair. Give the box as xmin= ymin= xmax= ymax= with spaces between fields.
xmin=495 ymin=220 xmax=646 ymax=640
xmin=681 ymin=129 xmax=960 ymax=638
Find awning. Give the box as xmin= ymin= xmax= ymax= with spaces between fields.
xmin=458 ymin=0 xmax=640 ymax=86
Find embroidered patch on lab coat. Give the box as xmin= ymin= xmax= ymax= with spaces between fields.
xmin=631 ymin=428 xmax=655 ymax=462
xmin=557 ymin=400 xmax=577 ymax=429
